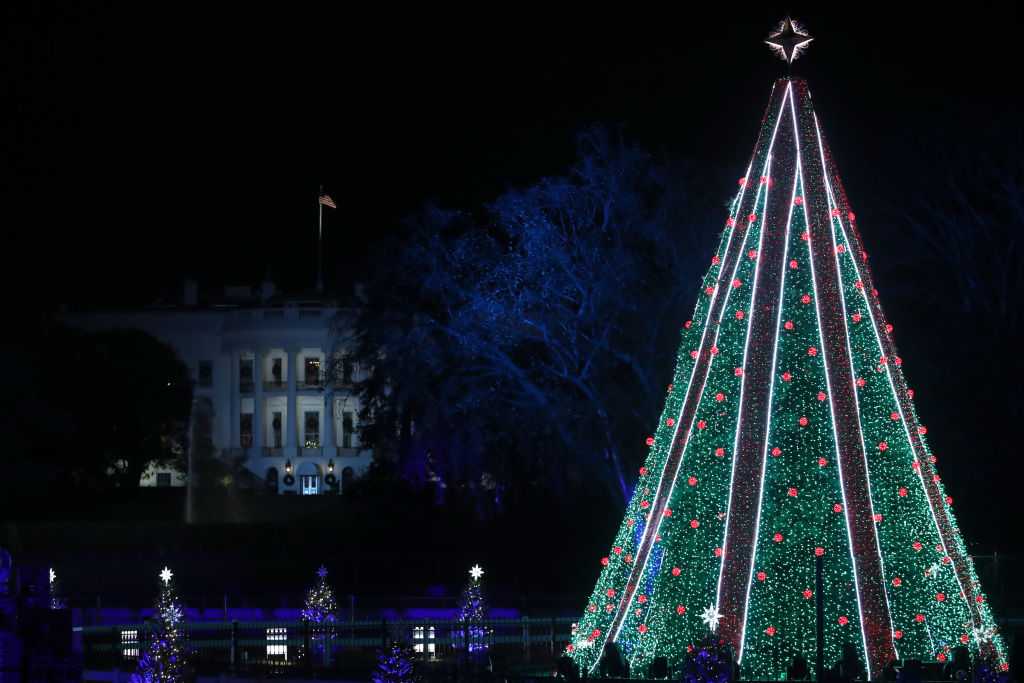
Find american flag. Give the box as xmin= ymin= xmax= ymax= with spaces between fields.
xmin=318 ymin=193 xmax=337 ymax=209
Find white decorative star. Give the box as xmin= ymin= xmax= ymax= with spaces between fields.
xmin=701 ymin=604 xmax=722 ymax=632
xmin=765 ymin=17 xmax=814 ymax=64
xmin=49 ymin=568 xmax=56 ymax=584
xmin=469 ymin=564 xmax=485 ymax=581
xmin=317 ymin=565 xmax=328 ymax=579
xmin=160 ymin=567 xmax=173 ymax=585
xmin=972 ymin=625 xmax=996 ymax=643
xmin=926 ymin=562 xmax=941 ymax=578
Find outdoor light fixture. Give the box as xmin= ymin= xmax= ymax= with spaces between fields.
xmin=327 ymin=459 xmax=335 ymax=473
xmin=284 ymin=459 xmax=292 ymax=474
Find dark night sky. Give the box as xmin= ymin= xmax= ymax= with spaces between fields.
xmin=7 ymin=4 xmax=1020 ymax=309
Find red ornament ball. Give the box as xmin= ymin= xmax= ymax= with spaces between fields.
xmin=698 ymin=420 xmax=707 ymax=430
xmin=715 ymin=392 xmax=725 ymax=402
xmin=798 ymin=416 xmax=809 ymax=427
xmin=765 ymin=626 xmax=776 ymax=636
xmin=735 ymin=310 xmax=745 ymax=320
xmin=710 ymin=345 xmax=719 ymax=356
xmin=836 ymin=244 xmax=846 ymax=254
xmin=782 ymin=371 xmax=792 ymax=382
xmin=848 ymin=211 xmax=856 ymax=221
xmin=913 ymin=541 xmax=923 ymax=552
xmin=715 ymin=447 xmax=725 ymax=457
xmin=704 ymin=286 xmax=714 ymax=296
xmin=801 ymin=293 xmax=811 ymax=304
xmin=886 ymin=323 xmax=894 ymax=333
xmin=613 ymin=546 xmax=623 ymax=555
xmin=688 ymin=476 xmax=697 ymax=486
xmin=638 ymin=624 xmax=648 ymax=634
xmin=789 ymin=259 xmax=799 ymax=269
xmin=807 ymin=347 xmax=818 ymax=357
xmin=936 ymin=592 xmax=946 ymax=602
xmin=894 ymin=630 xmax=903 ymax=640
xmin=857 ymin=377 xmax=866 ymax=387
xmin=878 ymin=441 xmax=889 ymax=452
xmin=747 ymin=213 xmax=758 ymax=223
xmin=892 ymin=576 xmax=902 ymax=587
xmin=794 ymin=196 xmax=804 ymax=206
xmin=831 ymin=208 xmax=841 ymax=217
xmin=833 ymin=503 xmax=843 ymax=513
xmin=873 ymin=514 xmax=883 ymax=523
xmin=732 ymin=279 xmax=743 ymax=289
xmin=801 ymin=231 xmax=810 ymax=241
xmin=918 ymin=425 xmax=928 ymax=435
xmin=908 ymin=388 xmax=915 ymax=399
xmin=961 ymin=634 xmax=970 ymax=644
xmin=588 ymin=603 xmax=597 ymax=612
xmin=890 ymin=412 xmax=900 ymax=421
xmin=788 ymin=487 xmax=798 ymax=497
xmin=663 ymin=508 xmax=673 ymax=518
xmin=838 ymin=616 xmax=849 ymax=626
xmin=757 ymin=571 xmax=767 ymax=581
xmin=638 ymin=594 xmax=647 ymax=603
xmin=714 ymin=546 xmax=723 ymax=557
xmin=690 ymin=519 xmax=700 ymax=529
xmin=817 ymin=391 xmax=827 ymax=401
xmin=976 ymin=595 xmax=985 ymax=604
xmin=852 ymin=312 xmax=862 ymax=323
xmin=815 ymin=547 xmax=825 ymax=557
xmin=772 ymin=447 xmax=783 ymax=457
xmin=601 ymin=557 xmax=609 ymax=566
xmin=640 ymin=500 xmax=650 ymax=509
xmin=738 ymin=177 xmax=747 ymax=186
xmin=734 ymin=367 xmax=743 ymax=376
xmin=677 ymin=604 xmax=687 ymax=615
xmin=690 ymin=350 xmax=699 ymax=359
xmin=784 ymin=320 xmax=794 ymax=330
xmin=684 ymin=320 xmax=693 ymax=329
xmin=748 ymin=249 xmax=758 ymax=259
xmin=726 ymin=217 xmax=736 ymax=228
xmin=666 ymin=417 xmax=675 ymax=426
xmin=915 ymin=614 xmax=925 ymax=623
xmin=898 ymin=487 xmax=907 ymax=497
xmin=607 ymin=588 xmax=616 ymax=597
xmin=773 ymin=532 xmax=784 ymax=543
xmin=672 ymin=567 xmax=682 ymax=576
xmin=818 ymin=457 xmax=828 ymax=467
xmin=646 ymin=436 xmax=655 ymax=446
xmin=937 ymin=653 xmax=947 ymax=663
xmin=803 ymin=589 xmax=813 ymax=599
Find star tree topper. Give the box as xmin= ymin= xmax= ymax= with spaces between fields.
xmin=160 ymin=567 xmax=173 ymax=585
xmin=765 ymin=17 xmax=814 ymax=64
xmin=317 ymin=565 xmax=329 ymax=579
xmin=469 ymin=564 xmax=484 ymax=581
xmin=700 ymin=604 xmax=722 ymax=632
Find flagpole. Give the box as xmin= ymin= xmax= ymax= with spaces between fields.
xmin=317 ymin=185 xmax=324 ymax=293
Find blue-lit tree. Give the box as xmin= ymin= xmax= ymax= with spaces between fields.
xmin=372 ymin=642 xmax=417 ymax=683
xmin=454 ymin=564 xmax=490 ymax=654
xmin=132 ymin=567 xmax=187 ymax=683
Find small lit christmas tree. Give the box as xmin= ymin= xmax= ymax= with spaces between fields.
xmin=49 ymin=568 xmax=65 ymax=610
xmin=301 ymin=565 xmax=337 ymax=658
xmin=372 ymin=642 xmax=417 ymax=683
xmin=132 ymin=567 xmax=187 ymax=683
xmin=454 ymin=564 xmax=490 ymax=654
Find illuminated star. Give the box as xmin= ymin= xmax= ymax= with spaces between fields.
xmin=926 ymin=562 xmax=941 ymax=578
xmin=765 ymin=17 xmax=814 ymax=64
xmin=317 ymin=565 xmax=329 ymax=579
xmin=49 ymin=568 xmax=56 ymax=584
xmin=701 ymin=604 xmax=722 ymax=632
xmin=469 ymin=564 xmax=485 ymax=581
xmin=160 ymin=567 xmax=173 ymax=585
xmin=972 ymin=625 xmax=996 ymax=643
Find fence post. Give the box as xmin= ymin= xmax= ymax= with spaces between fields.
xmin=522 ymin=616 xmax=530 ymax=662
xmin=230 ymin=620 xmax=238 ymax=674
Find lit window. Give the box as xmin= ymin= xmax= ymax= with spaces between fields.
xmin=301 ymin=474 xmax=319 ymax=496
xmin=413 ymin=625 xmax=436 ymax=657
xmin=266 ymin=626 xmax=288 ymax=660
xmin=121 ymin=629 xmax=139 ymax=658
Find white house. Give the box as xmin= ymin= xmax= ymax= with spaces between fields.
xmin=63 ymin=281 xmax=373 ymax=495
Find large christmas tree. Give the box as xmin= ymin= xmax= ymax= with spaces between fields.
xmin=133 ymin=567 xmax=187 ymax=683
xmin=569 ymin=19 xmax=1007 ymax=679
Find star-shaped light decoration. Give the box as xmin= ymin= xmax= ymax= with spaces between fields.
xmin=49 ymin=568 xmax=56 ymax=584
xmin=317 ymin=565 xmax=329 ymax=579
xmin=469 ymin=564 xmax=485 ymax=581
xmin=160 ymin=567 xmax=173 ymax=585
xmin=700 ymin=604 xmax=722 ymax=632
xmin=972 ymin=625 xmax=996 ymax=643
xmin=926 ymin=562 xmax=942 ymax=578
xmin=765 ymin=17 xmax=814 ymax=64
